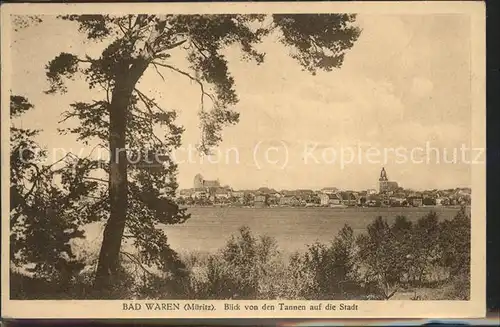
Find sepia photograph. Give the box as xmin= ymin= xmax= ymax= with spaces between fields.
xmin=1 ymin=1 xmax=486 ymax=319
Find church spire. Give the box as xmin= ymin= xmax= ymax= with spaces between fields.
xmin=379 ymin=167 xmax=388 ymax=181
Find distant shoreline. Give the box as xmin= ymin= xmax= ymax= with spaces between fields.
xmin=181 ymin=204 xmax=469 ymax=210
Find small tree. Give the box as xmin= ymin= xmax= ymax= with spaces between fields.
xmin=328 ymin=225 xmax=360 ymax=296
xmin=356 ymin=216 xmax=401 ymax=299
xmin=437 ymin=206 xmax=471 ymax=300
xmin=390 ymin=215 xmax=414 ymax=285
xmin=440 ymin=206 xmax=471 ymax=276
xmin=412 ymin=211 xmax=441 ymax=283
xmin=200 ymin=226 xmax=281 ymax=299
xmin=300 ymin=224 xmax=359 ymax=299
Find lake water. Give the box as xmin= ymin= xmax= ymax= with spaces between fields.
xmin=160 ymin=206 xmax=463 ymax=254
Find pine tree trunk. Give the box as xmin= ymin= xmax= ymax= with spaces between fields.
xmin=94 ymin=84 xmax=130 ymax=293
xmin=94 ymin=62 xmax=149 ymax=294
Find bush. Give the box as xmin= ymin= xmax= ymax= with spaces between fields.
xmin=295 ymin=225 xmax=361 ymax=299
xmin=439 ymin=206 xmax=471 ymax=276
xmin=411 ymin=211 xmax=442 ymax=283
xmin=356 ymin=216 xmax=403 ymax=299
xmin=390 ymin=215 xmax=415 ymax=284
xmin=185 ymin=226 xmax=286 ymax=299
xmin=445 ymin=271 xmax=470 ymax=300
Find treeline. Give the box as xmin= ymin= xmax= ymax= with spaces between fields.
xmin=11 ymin=208 xmax=470 ymax=300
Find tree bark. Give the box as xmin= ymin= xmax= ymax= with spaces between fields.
xmin=94 ymin=61 xmax=149 ymax=294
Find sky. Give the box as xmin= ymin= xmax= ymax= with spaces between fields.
xmin=10 ymin=14 xmax=474 ymax=191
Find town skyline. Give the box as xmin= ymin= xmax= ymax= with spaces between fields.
xmin=180 ymin=169 xmax=471 ymax=193
xmin=178 ymin=169 xmax=471 ymax=208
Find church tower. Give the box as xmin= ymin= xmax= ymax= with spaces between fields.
xmin=379 ymin=167 xmax=389 ymax=193
xmin=193 ymin=174 xmax=204 ymax=189
xmin=379 ymin=167 xmax=388 ymax=182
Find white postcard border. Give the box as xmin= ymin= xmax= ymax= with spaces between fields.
xmin=1 ymin=1 xmax=487 ymax=319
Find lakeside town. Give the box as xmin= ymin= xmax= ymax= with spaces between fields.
xmin=177 ymin=167 xmax=472 ymax=208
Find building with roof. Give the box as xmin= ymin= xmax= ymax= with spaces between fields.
xmin=214 ymin=188 xmax=231 ymax=200
xmin=279 ymin=195 xmax=300 ymax=206
xmin=321 ymin=187 xmax=339 ymax=195
xmin=193 ymin=174 xmax=221 ymax=189
xmin=319 ymin=193 xmax=342 ymax=206
xmin=254 ymin=195 xmax=268 ymax=207
xmin=378 ymin=167 xmax=399 ymax=194
xmin=340 ymin=191 xmax=359 ymax=206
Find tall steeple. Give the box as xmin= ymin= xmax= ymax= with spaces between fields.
xmin=379 ymin=167 xmax=388 ymax=182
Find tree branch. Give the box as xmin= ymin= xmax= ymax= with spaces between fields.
xmin=46 ymin=152 xmax=79 ymax=170
xmin=133 ymin=87 xmax=170 ymax=115
xmin=129 ymin=112 xmax=163 ymax=146
xmin=141 ymin=15 xmax=168 ymax=59
xmin=115 ymin=20 xmax=128 ymax=36
xmin=150 ymin=61 xmax=216 ymax=111
xmin=152 ymin=62 xmax=166 ymax=81
xmin=120 ymin=251 xmax=157 ymax=277
xmin=58 ymin=111 xmax=78 ymax=124
xmin=130 ymin=90 xmax=168 ymax=147
xmin=190 ymin=39 xmax=209 ymax=60
xmin=75 ymin=55 xmax=96 ymax=64
xmin=158 ymin=39 xmax=188 ymax=53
